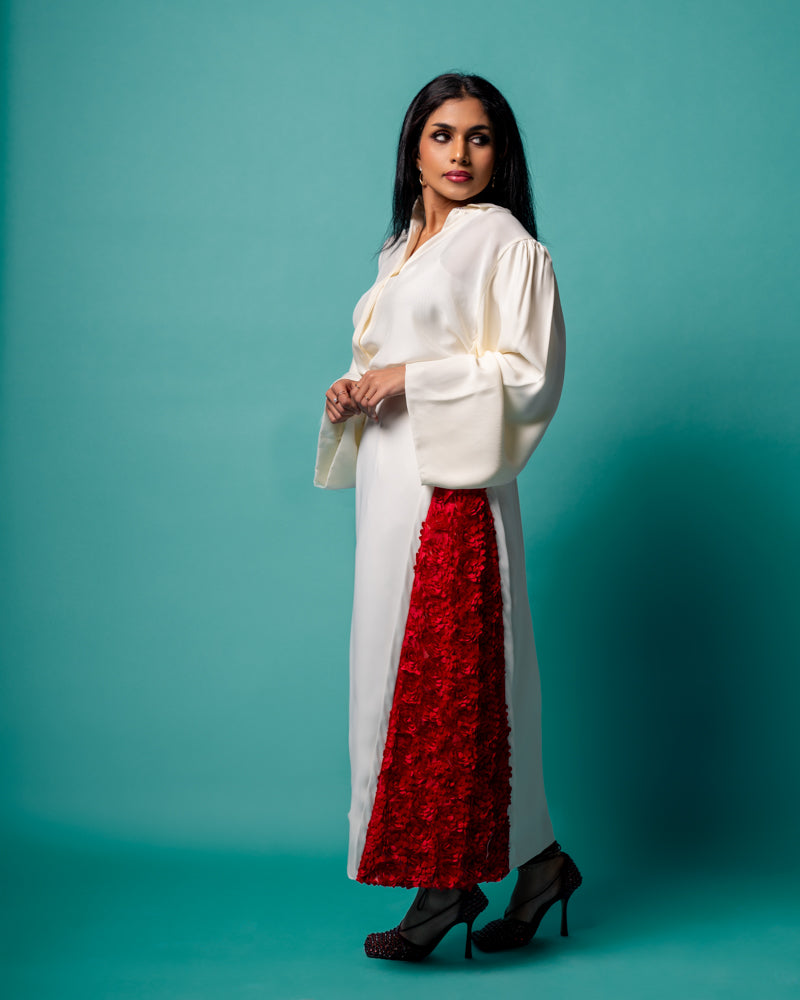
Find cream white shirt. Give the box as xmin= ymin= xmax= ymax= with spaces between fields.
xmin=314 ymin=199 xmax=566 ymax=490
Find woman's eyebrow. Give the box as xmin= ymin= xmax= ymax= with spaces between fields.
xmin=429 ymin=122 xmax=491 ymax=132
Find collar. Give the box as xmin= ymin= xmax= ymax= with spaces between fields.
xmin=409 ymin=196 xmax=493 ymax=238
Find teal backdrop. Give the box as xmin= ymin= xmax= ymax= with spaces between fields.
xmin=2 ymin=0 xmax=799 ymax=887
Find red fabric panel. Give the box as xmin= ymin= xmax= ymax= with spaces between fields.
xmin=357 ymin=487 xmax=511 ymax=889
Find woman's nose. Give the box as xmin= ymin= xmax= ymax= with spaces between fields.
xmin=451 ymin=138 xmax=469 ymax=163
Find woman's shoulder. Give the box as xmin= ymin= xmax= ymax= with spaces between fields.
xmin=462 ymin=203 xmax=549 ymax=257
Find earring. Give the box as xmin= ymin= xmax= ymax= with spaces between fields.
xmin=490 ymin=172 xmax=496 ymax=189
xmin=419 ymin=170 xmax=425 ymax=187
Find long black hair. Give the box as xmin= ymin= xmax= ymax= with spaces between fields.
xmin=387 ymin=73 xmax=538 ymax=246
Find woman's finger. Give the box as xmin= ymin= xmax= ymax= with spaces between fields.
xmin=364 ymin=385 xmax=381 ymax=409
xmin=355 ymin=384 xmax=373 ymax=408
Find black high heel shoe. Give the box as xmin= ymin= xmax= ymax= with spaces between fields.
xmin=472 ymin=846 xmax=582 ymax=953
xmin=364 ymin=885 xmax=489 ymax=962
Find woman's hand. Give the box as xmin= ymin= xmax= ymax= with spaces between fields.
xmin=325 ymin=379 xmax=360 ymax=424
xmin=351 ymin=366 xmax=406 ymax=421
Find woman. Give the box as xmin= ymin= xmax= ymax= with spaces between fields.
xmin=315 ymin=73 xmax=581 ymax=962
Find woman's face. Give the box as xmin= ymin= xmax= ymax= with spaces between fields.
xmin=416 ymin=96 xmax=495 ymax=205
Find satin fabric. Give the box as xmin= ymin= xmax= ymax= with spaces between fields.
xmin=314 ymin=200 xmax=566 ymax=880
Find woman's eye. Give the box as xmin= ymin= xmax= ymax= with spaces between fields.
xmin=471 ymin=134 xmax=490 ymax=146
xmin=432 ymin=131 xmax=450 ymax=142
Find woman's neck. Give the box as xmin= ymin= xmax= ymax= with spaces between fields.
xmin=419 ymin=189 xmax=465 ymax=237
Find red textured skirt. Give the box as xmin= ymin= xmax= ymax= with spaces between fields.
xmin=356 ymin=487 xmax=512 ymax=889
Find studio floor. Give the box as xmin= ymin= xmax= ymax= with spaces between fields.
xmin=1 ymin=832 xmax=798 ymax=1000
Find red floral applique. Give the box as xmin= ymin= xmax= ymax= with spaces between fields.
xmin=357 ymin=487 xmax=511 ymax=889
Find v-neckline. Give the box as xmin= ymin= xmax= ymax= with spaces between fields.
xmin=393 ymin=200 xmax=474 ymax=274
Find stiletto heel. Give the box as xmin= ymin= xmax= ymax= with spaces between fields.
xmin=472 ymin=848 xmax=582 ymax=953
xmin=365 ymin=885 xmax=488 ymax=962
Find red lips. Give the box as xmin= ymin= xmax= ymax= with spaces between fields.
xmin=445 ymin=171 xmax=472 ymax=181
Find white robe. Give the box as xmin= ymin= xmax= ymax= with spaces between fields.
xmin=314 ymin=199 xmax=566 ymax=881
